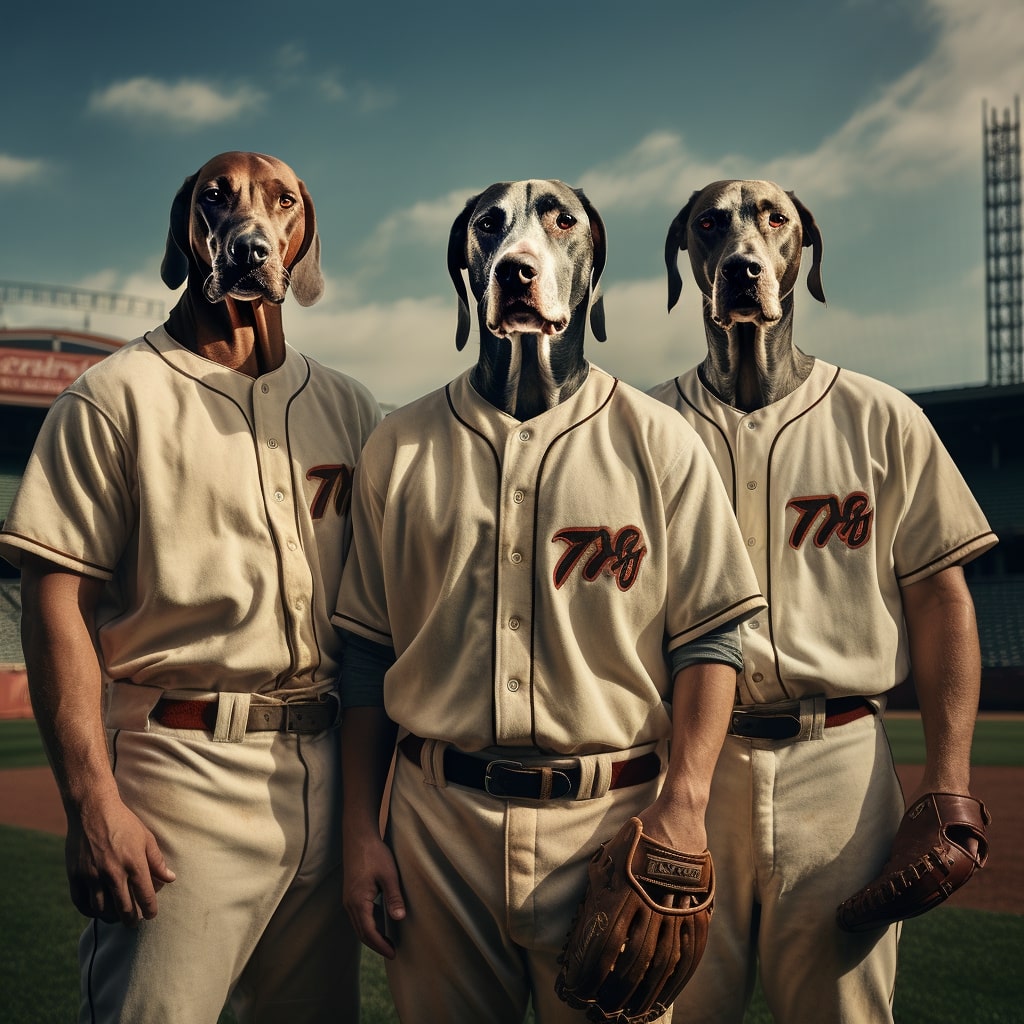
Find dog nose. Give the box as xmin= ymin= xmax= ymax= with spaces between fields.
xmin=496 ymin=255 xmax=538 ymax=291
xmin=232 ymin=231 xmax=271 ymax=267
xmin=722 ymin=256 xmax=762 ymax=281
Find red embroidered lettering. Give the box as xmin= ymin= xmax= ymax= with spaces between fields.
xmin=552 ymin=526 xmax=647 ymax=591
xmin=787 ymin=492 xmax=873 ymax=550
xmin=307 ymin=464 xmax=354 ymax=520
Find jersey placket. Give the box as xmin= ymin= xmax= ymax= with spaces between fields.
xmin=252 ymin=376 xmax=318 ymax=681
xmin=733 ymin=411 xmax=782 ymax=702
xmin=492 ymin=423 xmax=538 ymax=745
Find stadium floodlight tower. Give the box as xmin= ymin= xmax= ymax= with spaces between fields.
xmin=983 ymin=97 xmax=1023 ymax=386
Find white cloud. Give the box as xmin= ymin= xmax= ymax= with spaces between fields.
xmin=87 ymin=77 xmax=264 ymax=128
xmin=283 ymin=292 xmax=471 ymax=408
xmin=579 ymin=0 xmax=1024 ymax=209
xmin=356 ymin=188 xmax=472 ymax=276
xmin=0 ymin=154 xmax=49 ymax=186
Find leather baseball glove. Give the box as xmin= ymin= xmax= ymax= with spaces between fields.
xmin=555 ymin=816 xmax=714 ymax=1024
xmin=836 ymin=792 xmax=990 ymax=933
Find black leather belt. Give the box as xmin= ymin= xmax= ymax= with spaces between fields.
xmin=728 ymin=696 xmax=873 ymax=740
xmin=398 ymin=735 xmax=661 ymax=801
xmin=151 ymin=695 xmax=339 ymax=734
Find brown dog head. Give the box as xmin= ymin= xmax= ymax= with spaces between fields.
xmin=664 ymin=179 xmax=824 ymax=325
xmin=446 ymin=179 xmax=607 ymax=351
xmin=160 ymin=151 xmax=323 ymax=307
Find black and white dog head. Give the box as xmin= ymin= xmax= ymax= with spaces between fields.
xmin=447 ymin=179 xmax=606 ymax=351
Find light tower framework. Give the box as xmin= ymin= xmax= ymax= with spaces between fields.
xmin=983 ymin=97 xmax=1023 ymax=386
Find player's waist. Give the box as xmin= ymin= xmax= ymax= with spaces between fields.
xmin=728 ymin=695 xmax=877 ymax=741
xmin=105 ymin=680 xmax=340 ymax=739
xmin=398 ymin=735 xmax=663 ymax=802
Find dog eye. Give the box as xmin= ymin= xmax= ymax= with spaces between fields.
xmin=556 ymin=213 xmax=577 ymax=230
xmin=768 ymin=212 xmax=788 ymax=228
xmin=200 ymin=187 xmax=222 ymax=204
xmin=475 ymin=214 xmax=500 ymax=233
xmin=279 ymin=194 xmax=296 ymax=209
xmin=697 ymin=216 xmax=715 ymax=231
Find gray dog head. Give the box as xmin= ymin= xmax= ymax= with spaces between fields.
xmin=664 ymin=179 xmax=824 ymax=326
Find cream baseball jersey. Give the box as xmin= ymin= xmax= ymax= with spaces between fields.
xmin=648 ymin=360 xmax=997 ymax=705
xmin=333 ymin=365 xmax=765 ymax=754
xmin=0 ymin=325 xmax=381 ymax=693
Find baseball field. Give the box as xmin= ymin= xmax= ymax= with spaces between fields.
xmin=1 ymin=714 xmax=1021 ymax=1023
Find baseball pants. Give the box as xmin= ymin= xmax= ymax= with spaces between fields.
xmin=674 ymin=708 xmax=904 ymax=1024
xmin=383 ymin=740 xmax=668 ymax=1024
xmin=79 ymin=719 xmax=360 ymax=1024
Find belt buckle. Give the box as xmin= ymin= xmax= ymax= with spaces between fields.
xmin=730 ymin=710 xmax=801 ymax=740
xmin=484 ymin=759 xmax=573 ymax=799
xmin=281 ymin=694 xmax=338 ymax=734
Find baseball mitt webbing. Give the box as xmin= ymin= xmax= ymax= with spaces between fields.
xmin=836 ymin=791 xmax=990 ymax=933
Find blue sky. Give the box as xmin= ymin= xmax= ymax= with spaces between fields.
xmin=1 ymin=0 xmax=1020 ymax=407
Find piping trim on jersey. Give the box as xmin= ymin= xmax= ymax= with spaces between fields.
xmin=674 ymin=375 xmax=739 ymax=506
xmin=445 ymin=383 xmax=505 ymax=746
xmin=896 ymin=531 xmax=999 ymax=582
xmin=0 ymin=532 xmax=113 ymax=577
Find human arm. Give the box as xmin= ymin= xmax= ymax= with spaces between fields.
xmin=340 ymin=705 xmax=403 ymax=958
xmin=636 ymin=658 xmax=737 ymax=852
xmin=902 ymin=564 xmax=981 ymax=802
xmin=19 ymin=554 xmax=175 ymax=925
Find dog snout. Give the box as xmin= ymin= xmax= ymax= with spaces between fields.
xmin=231 ymin=229 xmax=272 ymax=268
xmin=722 ymin=255 xmax=763 ymax=285
xmin=495 ymin=253 xmax=539 ymax=294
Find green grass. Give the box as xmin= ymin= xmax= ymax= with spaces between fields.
xmin=0 ymin=717 xmax=51 ymax=768
xmin=883 ymin=714 xmax=1023 ymax=766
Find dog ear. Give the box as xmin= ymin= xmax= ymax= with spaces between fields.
xmin=574 ymin=188 xmax=608 ymax=343
xmin=664 ymin=191 xmax=701 ymax=313
xmin=160 ymin=173 xmax=197 ymax=291
xmin=288 ymin=181 xmax=325 ymax=307
xmin=447 ymin=195 xmax=478 ymax=351
xmin=788 ymin=191 xmax=826 ymax=305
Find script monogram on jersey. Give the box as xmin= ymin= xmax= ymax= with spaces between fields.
xmin=551 ymin=526 xmax=647 ymax=591
xmin=786 ymin=492 xmax=874 ymax=550
xmin=306 ymin=464 xmax=354 ymax=520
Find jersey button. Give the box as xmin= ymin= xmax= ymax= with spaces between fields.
xmin=752 ymin=672 xmax=764 ymax=683
xmin=512 ymin=489 xmax=525 ymax=504
xmin=260 ymin=383 xmax=270 ymax=394
xmin=274 ymin=490 xmax=285 ymax=502
xmin=510 ymin=551 xmax=523 ymax=564
xmin=508 ymin=617 xmax=521 ymax=631
xmin=746 ymin=537 xmax=756 ymax=547
xmin=748 ymin=619 xmax=760 ymax=630
xmin=507 ymin=678 xmax=520 ymax=692
xmin=744 ymin=421 xmax=756 ymax=430
xmin=268 ymin=438 xmax=279 ymax=449
xmin=519 ymin=429 xmax=531 ymax=442
xmin=746 ymin=481 xmax=757 ymax=490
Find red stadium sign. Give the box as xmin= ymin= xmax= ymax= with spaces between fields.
xmin=0 ymin=348 xmax=104 ymax=400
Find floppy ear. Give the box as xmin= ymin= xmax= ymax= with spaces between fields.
xmin=788 ymin=191 xmax=826 ymax=304
xmin=664 ymin=190 xmax=701 ymax=313
xmin=288 ymin=181 xmax=325 ymax=307
xmin=160 ymin=172 xmax=197 ymax=290
xmin=447 ymin=195 xmax=478 ymax=351
xmin=575 ymin=188 xmax=607 ymax=343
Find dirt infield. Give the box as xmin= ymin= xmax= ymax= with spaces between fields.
xmin=1 ymin=763 xmax=1020 ymax=915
